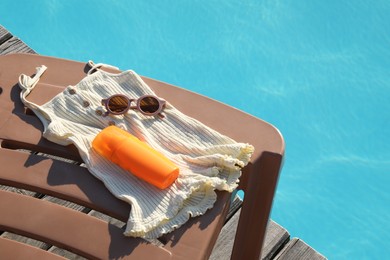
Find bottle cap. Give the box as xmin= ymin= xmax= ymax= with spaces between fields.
xmin=92 ymin=126 xmax=128 ymax=159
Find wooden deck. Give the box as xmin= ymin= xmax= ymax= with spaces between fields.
xmin=0 ymin=25 xmax=326 ymax=260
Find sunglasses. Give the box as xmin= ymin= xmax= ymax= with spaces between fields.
xmin=101 ymin=94 xmax=166 ymax=118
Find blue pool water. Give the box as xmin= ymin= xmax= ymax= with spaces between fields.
xmin=2 ymin=1 xmax=389 ymax=259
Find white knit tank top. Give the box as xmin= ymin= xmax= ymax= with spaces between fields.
xmin=18 ymin=63 xmax=254 ymax=239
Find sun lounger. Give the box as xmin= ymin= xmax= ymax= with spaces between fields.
xmin=0 ymin=53 xmax=284 ymax=259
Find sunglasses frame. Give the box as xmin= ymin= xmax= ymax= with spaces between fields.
xmin=101 ymin=94 xmax=166 ymax=118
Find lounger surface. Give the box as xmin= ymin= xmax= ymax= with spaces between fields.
xmin=0 ymin=53 xmax=284 ymax=259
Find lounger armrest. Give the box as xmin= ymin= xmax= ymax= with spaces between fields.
xmin=231 ymin=151 xmax=284 ymax=260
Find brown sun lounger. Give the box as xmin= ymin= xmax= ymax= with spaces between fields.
xmin=0 ymin=53 xmax=284 ymax=259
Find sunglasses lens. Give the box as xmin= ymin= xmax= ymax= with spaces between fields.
xmin=139 ymin=96 xmax=160 ymax=114
xmin=108 ymin=96 xmax=129 ymax=113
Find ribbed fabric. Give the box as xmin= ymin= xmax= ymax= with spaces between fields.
xmin=19 ymin=64 xmax=254 ymax=239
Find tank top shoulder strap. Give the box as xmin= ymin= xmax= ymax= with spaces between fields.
xmin=18 ymin=65 xmax=47 ymax=110
xmin=87 ymin=60 xmax=119 ymax=75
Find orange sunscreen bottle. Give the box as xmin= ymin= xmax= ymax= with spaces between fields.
xmin=92 ymin=126 xmax=179 ymax=189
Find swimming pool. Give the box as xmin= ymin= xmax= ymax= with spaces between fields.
xmin=2 ymin=1 xmax=389 ymax=259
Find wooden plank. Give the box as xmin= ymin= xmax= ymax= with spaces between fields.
xmin=0 ymin=237 xmax=66 ymax=260
xmin=36 ymin=152 xmax=81 ymax=165
xmin=262 ymin=221 xmax=290 ymax=260
xmin=0 ymin=26 xmax=13 ymax=46
xmin=210 ymin=207 xmax=290 ymax=260
xmin=87 ymin=210 xmax=125 ymax=229
xmin=0 ymin=184 xmax=41 ymax=198
xmin=225 ymin=194 xmax=242 ymax=221
xmin=0 ymin=25 xmax=35 ymax=55
xmin=0 ymin=36 xmax=35 ymax=55
xmin=47 ymin=246 xmax=86 ymax=260
xmin=42 ymin=195 xmax=90 ymax=213
xmin=274 ymin=238 xmax=327 ymax=260
xmin=0 ymin=232 xmax=50 ymax=251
